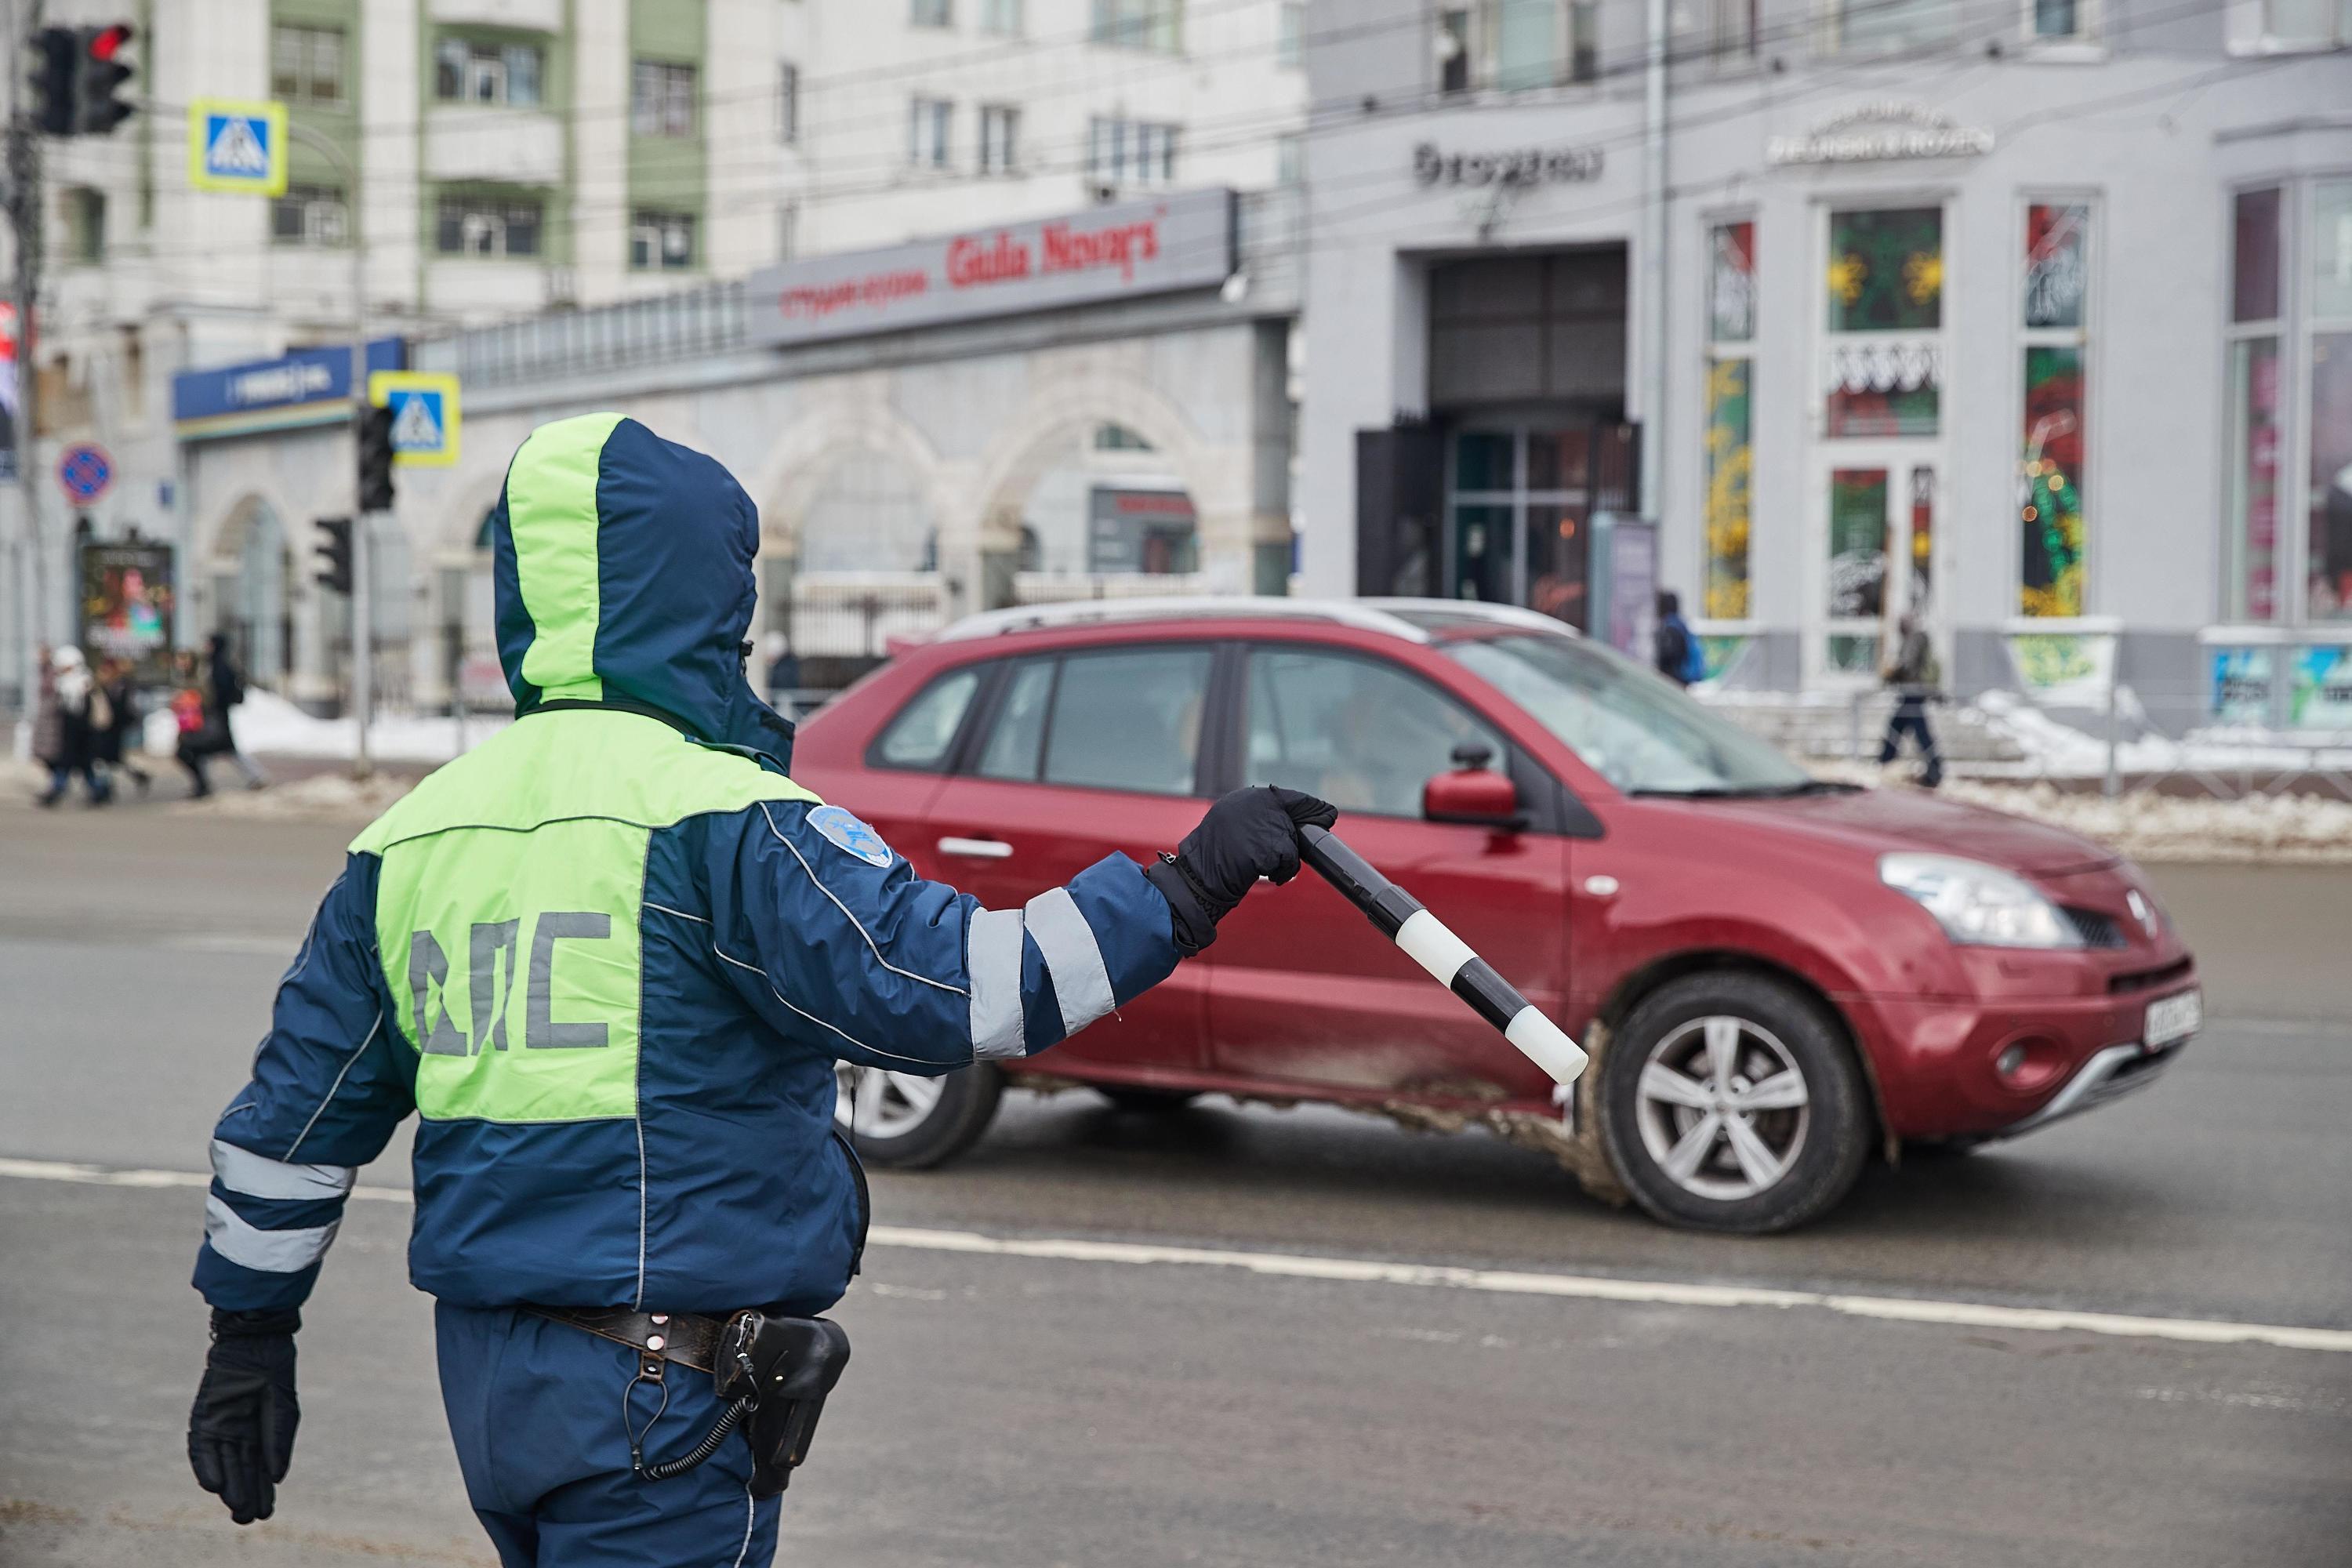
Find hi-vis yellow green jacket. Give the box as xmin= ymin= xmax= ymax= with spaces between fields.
xmin=194 ymin=415 xmax=1178 ymax=1315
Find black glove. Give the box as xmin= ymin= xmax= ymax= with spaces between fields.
xmin=1146 ymin=786 xmax=1338 ymax=956
xmin=189 ymin=1308 xmax=301 ymax=1525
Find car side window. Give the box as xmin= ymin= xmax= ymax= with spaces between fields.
xmin=977 ymin=659 xmax=1054 ymax=782
xmin=869 ymin=665 xmax=981 ymax=771
xmin=1244 ymin=646 xmax=1507 ymax=818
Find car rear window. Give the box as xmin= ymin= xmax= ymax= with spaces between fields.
xmin=869 ymin=666 xmax=981 ymax=771
xmin=972 ymin=645 xmax=1213 ymax=797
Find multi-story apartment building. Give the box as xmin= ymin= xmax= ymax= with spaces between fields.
xmin=1302 ymin=0 xmax=2350 ymax=723
xmin=5 ymin=0 xmax=1306 ymax=712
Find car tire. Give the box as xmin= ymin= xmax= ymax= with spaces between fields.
xmin=1096 ymin=1087 xmax=1202 ymax=1115
xmin=834 ymin=1063 xmax=1003 ymax=1170
xmin=1599 ymin=972 xmax=1871 ymax=1235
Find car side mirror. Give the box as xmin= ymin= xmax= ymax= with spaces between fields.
xmin=1424 ymin=764 xmax=1523 ymax=831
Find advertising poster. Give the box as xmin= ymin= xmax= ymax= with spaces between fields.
xmin=2290 ymin=645 xmax=2352 ymax=731
xmin=78 ymin=542 xmax=176 ymax=681
xmin=2209 ymin=647 xmax=2273 ymax=727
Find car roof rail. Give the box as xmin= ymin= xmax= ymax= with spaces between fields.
xmin=1364 ymin=597 xmax=1583 ymax=637
xmin=934 ymin=595 xmax=1434 ymax=643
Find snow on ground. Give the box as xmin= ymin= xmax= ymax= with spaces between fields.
xmin=219 ymin=688 xmax=507 ymax=764
xmin=1962 ymin=689 xmax=2352 ymax=782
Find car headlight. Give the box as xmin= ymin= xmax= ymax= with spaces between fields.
xmin=1878 ymin=853 xmax=2082 ymax=949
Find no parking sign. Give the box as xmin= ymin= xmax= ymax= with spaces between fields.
xmin=58 ymin=443 xmax=112 ymax=504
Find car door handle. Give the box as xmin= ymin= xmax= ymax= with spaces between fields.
xmin=937 ymin=837 xmax=1014 ymax=859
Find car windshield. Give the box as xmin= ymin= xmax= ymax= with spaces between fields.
xmin=1440 ymin=632 xmax=1816 ymax=797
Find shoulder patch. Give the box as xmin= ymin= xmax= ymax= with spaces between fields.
xmin=807 ymin=804 xmax=895 ymax=869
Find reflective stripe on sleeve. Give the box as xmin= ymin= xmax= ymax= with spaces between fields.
xmin=203 ymin=1193 xmax=340 ymax=1274
xmin=966 ymin=908 xmax=1027 ymax=1061
xmin=1024 ymin=887 xmax=1114 ymax=1036
xmin=211 ymin=1138 xmax=357 ymax=1203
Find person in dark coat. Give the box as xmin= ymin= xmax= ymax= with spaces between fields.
xmin=1878 ymin=610 xmax=1944 ymax=789
xmin=1652 ymin=590 xmax=1700 ymax=688
xmin=37 ymin=646 xmax=111 ymax=807
xmin=94 ymin=656 xmax=153 ymax=797
xmin=204 ymin=633 xmax=267 ymax=789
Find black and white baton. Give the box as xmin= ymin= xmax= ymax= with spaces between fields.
xmin=1299 ymin=826 xmax=1589 ymax=1088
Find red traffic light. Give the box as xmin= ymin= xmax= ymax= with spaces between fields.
xmin=88 ymin=24 xmax=132 ymax=61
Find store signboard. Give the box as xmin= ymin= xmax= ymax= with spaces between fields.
xmin=745 ymin=190 xmax=1234 ymax=349
xmin=2291 ymin=645 xmax=2352 ymax=731
xmin=1767 ymin=102 xmax=1993 ymax=165
xmin=172 ymin=338 xmax=407 ymax=442
xmin=78 ymin=541 xmax=176 ymax=681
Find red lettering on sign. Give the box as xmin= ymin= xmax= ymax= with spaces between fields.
xmin=779 ymin=268 xmax=930 ymax=320
xmin=1041 ymin=218 xmax=1161 ymax=282
xmin=946 ymin=232 xmax=1033 ymax=288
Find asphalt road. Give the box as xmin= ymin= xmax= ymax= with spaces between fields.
xmin=2 ymin=800 xmax=2347 ymax=1567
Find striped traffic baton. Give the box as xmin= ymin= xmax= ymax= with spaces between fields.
xmin=1298 ymin=825 xmax=1589 ymax=1087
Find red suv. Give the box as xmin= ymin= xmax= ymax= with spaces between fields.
xmin=792 ymin=599 xmax=2201 ymax=1232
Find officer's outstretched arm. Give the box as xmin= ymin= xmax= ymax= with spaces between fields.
xmin=702 ymin=788 xmax=1335 ymax=1073
xmin=187 ymin=852 xmax=414 ymax=1526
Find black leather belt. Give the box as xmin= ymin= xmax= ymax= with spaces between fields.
xmin=526 ymin=1305 xmax=728 ymax=1376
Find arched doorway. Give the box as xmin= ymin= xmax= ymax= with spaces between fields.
xmin=209 ymin=497 xmax=291 ymax=693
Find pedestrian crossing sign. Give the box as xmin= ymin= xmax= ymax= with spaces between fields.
xmin=368 ymin=372 xmax=462 ymax=467
xmin=187 ymin=99 xmax=288 ymax=197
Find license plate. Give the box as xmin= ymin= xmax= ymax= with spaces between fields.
xmin=2143 ymin=988 xmax=2201 ymax=1049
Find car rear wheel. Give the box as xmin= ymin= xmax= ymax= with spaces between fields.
xmin=833 ymin=1063 xmax=1002 ymax=1169
xmin=1095 ymin=1086 xmax=1202 ymax=1115
xmin=1599 ymin=973 xmax=1871 ymax=1234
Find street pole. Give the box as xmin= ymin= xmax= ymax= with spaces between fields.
xmin=285 ymin=120 xmax=370 ymax=779
xmin=1638 ymin=0 xmax=1668 ymax=533
xmin=5 ymin=0 xmax=45 ymax=725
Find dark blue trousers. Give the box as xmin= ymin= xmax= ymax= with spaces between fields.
xmin=435 ymin=1303 xmax=780 ymax=1568
xmin=1878 ymin=695 xmax=1944 ymax=787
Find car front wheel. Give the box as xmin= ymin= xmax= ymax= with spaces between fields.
xmin=833 ymin=1063 xmax=1002 ymax=1169
xmin=1599 ymin=972 xmax=1871 ymax=1234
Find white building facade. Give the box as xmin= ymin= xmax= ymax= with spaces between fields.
xmin=1298 ymin=0 xmax=2352 ymax=725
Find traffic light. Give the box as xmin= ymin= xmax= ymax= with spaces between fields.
xmin=27 ymin=27 xmax=76 ymax=137
xmin=314 ymin=517 xmax=354 ymax=596
xmin=71 ymin=24 xmax=136 ymax=137
xmin=356 ymin=405 xmax=396 ymax=512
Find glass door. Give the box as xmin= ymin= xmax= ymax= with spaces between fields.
xmin=1443 ymin=423 xmax=1602 ymax=626
xmin=1820 ymin=452 xmax=1936 ymax=677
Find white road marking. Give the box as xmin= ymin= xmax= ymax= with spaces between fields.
xmin=8 ymin=1155 xmax=2348 ymax=1356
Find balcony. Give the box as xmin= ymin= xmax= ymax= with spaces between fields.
xmin=424 ymin=105 xmax=563 ymax=187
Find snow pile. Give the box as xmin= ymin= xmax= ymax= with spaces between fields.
xmin=173 ymin=770 xmax=416 ymax=822
xmin=1967 ymin=689 xmax=2352 ymax=781
xmin=1813 ymin=762 xmax=2352 ymax=863
xmin=215 ymin=688 xmax=506 ymax=764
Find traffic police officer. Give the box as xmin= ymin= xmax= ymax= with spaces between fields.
xmin=185 ymin=413 xmax=1334 ymax=1566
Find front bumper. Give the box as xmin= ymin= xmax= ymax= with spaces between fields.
xmin=1983 ymin=1036 xmax=2187 ymax=1142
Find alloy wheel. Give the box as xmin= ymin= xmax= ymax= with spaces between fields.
xmin=1633 ymin=1014 xmax=1812 ymax=1201
xmin=834 ymin=1065 xmax=946 ymax=1141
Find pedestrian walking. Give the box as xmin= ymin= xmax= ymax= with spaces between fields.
xmin=37 ymin=647 xmax=111 ymax=807
xmin=183 ymin=412 xmax=1336 ymax=1567
xmin=26 ymin=642 xmax=60 ymax=781
xmin=1653 ymin=590 xmax=1704 ymax=687
xmin=1878 ymin=610 xmax=1944 ymax=789
xmin=94 ymin=657 xmax=153 ymax=798
xmin=172 ymin=650 xmax=223 ymax=797
xmin=203 ymin=633 xmax=267 ymax=789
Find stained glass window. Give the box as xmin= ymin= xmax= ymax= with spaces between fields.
xmin=1710 ymin=222 xmax=1755 ymax=343
xmin=1826 ymin=208 xmax=1941 ymax=437
xmin=2019 ymin=203 xmax=2091 ymax=618
xmin=1828 ymin=468 xmax=1888 ymax=622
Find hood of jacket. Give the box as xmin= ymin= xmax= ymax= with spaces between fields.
xmin=488 ymin=412 xmax=793 ymax=767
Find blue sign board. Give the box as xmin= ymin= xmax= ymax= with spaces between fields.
xmin=172 ymin=338 xmax=406 ymax=442
xmin=58 ymin=443 xmax=111 ymax=502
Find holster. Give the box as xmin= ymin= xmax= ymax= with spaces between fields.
xmin=716 ymin=1311 xmax=852 ymax=1498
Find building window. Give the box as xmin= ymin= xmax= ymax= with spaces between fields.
xmin=777 ymin=62 xmax=800 ymax=143
xmin=1276 ymin=131 xmax=1305 ymax=186
xmin=1087 ymin=117 xmax=1178 ymax=189
xmin=2027 ymin=0 xmax=2088 ymax=40
xmin=2263 ymin=0 xmax=2351 ymax=45
xmin=2227 ymin=188 xmax=2285 ymax=622
xmin=434 ymin=38 xmax=543 ymax=107
xmin=630 ymin=210 xmax=697 ymax=270
xmin=63 ymin=186 xmax=104 ymax=263
xmin=1435 ymin=1 xmax=1599 ymax=93
xmin=1704 ymin=221 xmax=1755 ymax=621
xmin=273 ymin=24 xmax=345 ymax=105
xmin=2308 ymin=179 xmax=2352 ymax=621
xmin=779 ymin=200 xmax=799 ymax=261
xmin=1832 ymin=0 xmax=1961 ymax=51
xmin=2018 ymin=202 xmax=2092 ymax=619
xmin=979 ymin=104 xmax=1020 ymax=174
xmin=435 ymin=194 xmax=544 ymax=258
xmin=982 ymin=0 xmax=1024 ymax=33
xmin=632 ymin=60 xmax=698 ymax=137
xmin=270 ymin=182 xmax=348 ymax=246
xmin=1092 ymin=0 xmax=1184 ymax=52
xmin=1710 ymin=0 xmax=1759 ymax=61
xmin=1824 ymin=206 xmax=1943 ymax=438
xmin=909 ymin=96 xmax=953 ymax=168
xmin=1278 ymin=2 xmax=1305 ymax=65
xmin=1095 ymin=422 xmax=1157 ymax=451
xmin=912 ymin=0 xmax=953 ymax=24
